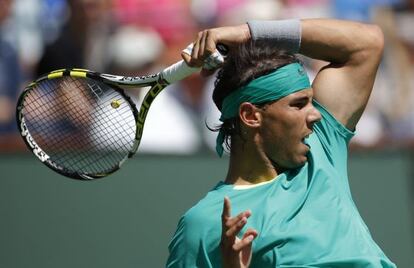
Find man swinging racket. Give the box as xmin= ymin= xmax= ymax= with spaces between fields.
xmin=167 ymin=18 xmax=396 ymax=268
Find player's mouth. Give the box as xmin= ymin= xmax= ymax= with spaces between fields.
xmin=301 ymin=132 xmax=312 ymax=148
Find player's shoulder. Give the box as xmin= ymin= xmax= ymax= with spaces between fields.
xmin=167 ymin=188 xmax=224 ymax=267
xmin=182 ymin=188 xmax=224 ymax=228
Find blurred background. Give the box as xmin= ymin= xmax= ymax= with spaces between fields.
xmin=0 ymin=0 xmax=413 ymax=267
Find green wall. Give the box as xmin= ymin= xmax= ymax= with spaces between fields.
xmin=0 ymin=151 xmax=413 ymax=267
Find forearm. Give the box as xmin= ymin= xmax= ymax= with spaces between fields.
xmin=299 ymin=19 xmax=384 ymax=65
xmin=248 ymin=18 xmax=384 ymax=66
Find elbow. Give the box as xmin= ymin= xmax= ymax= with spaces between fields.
xmin=348 ymin=23 xmax=384 ymax=65
xmin=357 ymin=24 xmax=385 ymax=62
xmin=367 ymin=24 xmax=384 ymax=56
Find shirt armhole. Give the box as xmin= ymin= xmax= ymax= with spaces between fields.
xmin=313 ymin=100 xmax=355 ymax=143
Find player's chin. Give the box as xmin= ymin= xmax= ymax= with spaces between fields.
xmin=281 ymin=154 xmax=308 ymax=170
xmin=296 ymin=155 xmax=309 ymax=166
xmin=290 ymin=149 xmax=309 ymax=167
xmin=297 ymin=143 xmax=311 ymax=164
xmin=288 ymin=155 xmax=307 ymax=168
xmin=275 ymin=145 xmax=309 ymax=169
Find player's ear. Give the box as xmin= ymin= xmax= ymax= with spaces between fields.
xmin=239 ymin=102 xmax=261 ymax=128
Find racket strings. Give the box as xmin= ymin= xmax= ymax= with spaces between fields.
xmin=56 ymin=77 xmax=136 ymax=172
xmin=25 ymin=82 xmax=73 ymax=147
xmin=25 ymin=78 xmax=94 ymax=168
xmin=31 ymin=78 xmax=133 ymax=173
xmin=28 ymin=78 xmax=92 ymax=151
xmin=23 ymin=76 xmax=137 ymax=175
xmin=78 ymin=87 xmax=136 ymax=155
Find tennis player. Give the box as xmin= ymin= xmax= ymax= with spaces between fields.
xmin=166 ymin=19 xmax=396 ymax=267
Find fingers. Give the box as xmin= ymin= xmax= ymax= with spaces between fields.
xmin=243 ymin=228 xmax=258 ymax=239
xmin=239 ymin=230 xmax=257 ymax=267
xmin=222 ymin=197 xmax=251 ymax=235
xmin=221 ymin=196 xmax=254 ymax=246
xmin=183 ymin=24 xmax=251 ymax=69
xmin=199 ymin=32 xmax=222 ymax=77
xmin=186 ymin=31 xmax=208 ymax=67
xmin=233 ymin=228 xmax=258 ymax=252
xmin=198 ymin=31 xmax=208 ymax=60
xmin=205 ymin=31 xmax=219 ymax=57
xmin=225 ymin=211 xmax=251 ymax=238
xmin=190 ymin=32 xmax=201 ymax=66
xmin=220 ymin=197 xmax=258 ymax=268
xmin=182 ymin=29 xmax=219 ymax=69
xmin=221 ymin=196 xmax=231 ymax=220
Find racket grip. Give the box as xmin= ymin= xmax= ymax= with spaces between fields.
xmin=162 ymin=43 xmax=226 ymax=84
xmin=161 ymin=60 xmax=200 ymax=84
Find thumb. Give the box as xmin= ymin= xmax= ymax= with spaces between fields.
xmin=181 ymin=52 xmax=192 ymax=66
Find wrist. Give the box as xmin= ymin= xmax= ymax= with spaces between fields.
xmin=247 ymin=19 xmax=302 ymax=53
xmin=240 ymin=23 xmax=251 ymax=42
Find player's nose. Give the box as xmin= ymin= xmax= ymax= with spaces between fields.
xmin=307 ymin=105 xmax=321 ymax=128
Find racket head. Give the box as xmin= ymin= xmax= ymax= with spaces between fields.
xmin=16 ymin=69 xmax=141 ymax=180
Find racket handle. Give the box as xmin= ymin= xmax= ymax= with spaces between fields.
xmin=162 ymin=43 xmax=226 ymax=84
xmin=161 ymin=60 xmax=200 ymax=84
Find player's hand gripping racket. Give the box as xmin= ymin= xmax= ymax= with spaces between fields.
xmin=16 ymin=45 xmax=226 ymax=180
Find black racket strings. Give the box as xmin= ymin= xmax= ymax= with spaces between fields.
xmin=55 ymin=77 xmax=136 ymax=173
xmin=24 ymin=77 xmax=110 ymax=173
xmin=55 ymin=77 xmax=134 ymax=172
xmin=23 ymin=76 xmax=137 ymax=174
xmin=26 ymin=77 xmax=134 ymax=174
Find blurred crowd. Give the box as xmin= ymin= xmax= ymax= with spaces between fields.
xmin=0 ymin=0 xmax=413 ymax=154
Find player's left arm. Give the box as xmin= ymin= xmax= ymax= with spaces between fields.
xmin=299 ymin=19 xmax=384 ymax=130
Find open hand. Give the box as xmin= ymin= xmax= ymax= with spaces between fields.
xmin=221 ymin=196 xmax=258 ymax=268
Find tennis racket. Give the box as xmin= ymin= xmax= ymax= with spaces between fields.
xmin=16 ymin=44 xmax=226 ymax=180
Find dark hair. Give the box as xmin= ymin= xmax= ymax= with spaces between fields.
xmin=211 ymin=40 xmax=299 ymax=152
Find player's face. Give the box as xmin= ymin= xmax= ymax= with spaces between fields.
xmin=258 ymin=88 xmax=321 ymax=169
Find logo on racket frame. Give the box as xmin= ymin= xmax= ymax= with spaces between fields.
xmin=19 ymin=116 xmax=50 ymax=163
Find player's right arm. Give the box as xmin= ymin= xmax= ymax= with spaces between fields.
xmin=299 ymin=19 xmax=384 ymax=131
xmin=183 ymin=19 xmax=384 ymax=132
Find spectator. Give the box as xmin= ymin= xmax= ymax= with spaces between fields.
xmin=36 ymin=0 xmax=113 ymax=76
xmin=112 ymin=0 xmax=195 ymax=45
xmin=350 ymin=0 xmax=414 ymax=149
xmin=281 ymin=0 xmax=331 ymax=19
xmin=332 ymin=0 xmax=402 ymax=22
xmin=0 ymin=0 xmax=21 ymax=137
xmin=375 ymin=1 xmax=414 ymax=146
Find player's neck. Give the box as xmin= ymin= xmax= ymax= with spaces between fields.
xmin=224 ymin=143 xmax=279 ymax=185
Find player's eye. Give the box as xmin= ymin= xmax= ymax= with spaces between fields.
xmin=290 ymin=99 xmax=308 ymax=109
